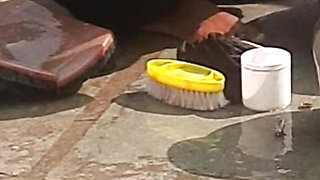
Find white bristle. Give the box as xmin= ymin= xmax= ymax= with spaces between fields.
xmin=146 ymin=78 xmax=229 ymax=111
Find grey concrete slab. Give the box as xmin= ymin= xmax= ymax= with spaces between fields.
xmin=44 ymin=1 xmax=320 ymax=179
xmin=0 ymin=106 xmax=78 ymax=178
xmin=44 ymin=89 xmax=320 ymax=180
xmin=0 ymin=0 xmax=319 ymax=179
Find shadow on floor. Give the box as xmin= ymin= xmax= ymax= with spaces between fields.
xmin=113 ymin=92 xmax=257 ymax=119
xmin=0 ymin=92 xmax=93 ymax=120
xmin=96 ymin=32 xmax=182 ymax=76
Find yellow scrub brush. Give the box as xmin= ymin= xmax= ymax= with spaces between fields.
xmin=146 ymin=59 xmax=229 ymax=111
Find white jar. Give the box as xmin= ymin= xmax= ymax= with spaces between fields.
xmin=241 ymin=47 xmax=291 ymax=111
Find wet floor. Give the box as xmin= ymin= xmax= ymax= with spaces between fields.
xmin=0 ymin=0 xmax=319 ymax=180
xmin=168 ymin=111 xmax=320 ymax=180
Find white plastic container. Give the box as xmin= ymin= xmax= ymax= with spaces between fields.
xmin=241 ymin=47 xmax=291 ymax=111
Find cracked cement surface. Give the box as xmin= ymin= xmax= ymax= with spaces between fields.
xmin=0 ymin=0 xmax=319 ymax=179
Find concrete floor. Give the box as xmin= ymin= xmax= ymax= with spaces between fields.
xmin=0 ymin=0 xmax=320 ymax=179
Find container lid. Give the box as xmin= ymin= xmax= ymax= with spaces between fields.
xmin=241 ymin=47 xmax=291 ymax=71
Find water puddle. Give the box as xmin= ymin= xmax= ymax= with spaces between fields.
xmin=168 ymin=111 xmax=320 ymax=180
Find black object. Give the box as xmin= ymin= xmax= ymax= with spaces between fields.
xmin=274 ymin=117 xmax=287 ymax=137
xmin=178 ymin=34 xmax=256 ymax=103
xmin=55 ymin=0 xmax=182 ymax=36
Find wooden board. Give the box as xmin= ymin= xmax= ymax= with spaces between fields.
xmin=0 ymin=0 xmax=114 ymax=92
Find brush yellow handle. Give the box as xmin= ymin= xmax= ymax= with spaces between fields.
xmin=146 ymin=59 xmax=225 ymax=93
